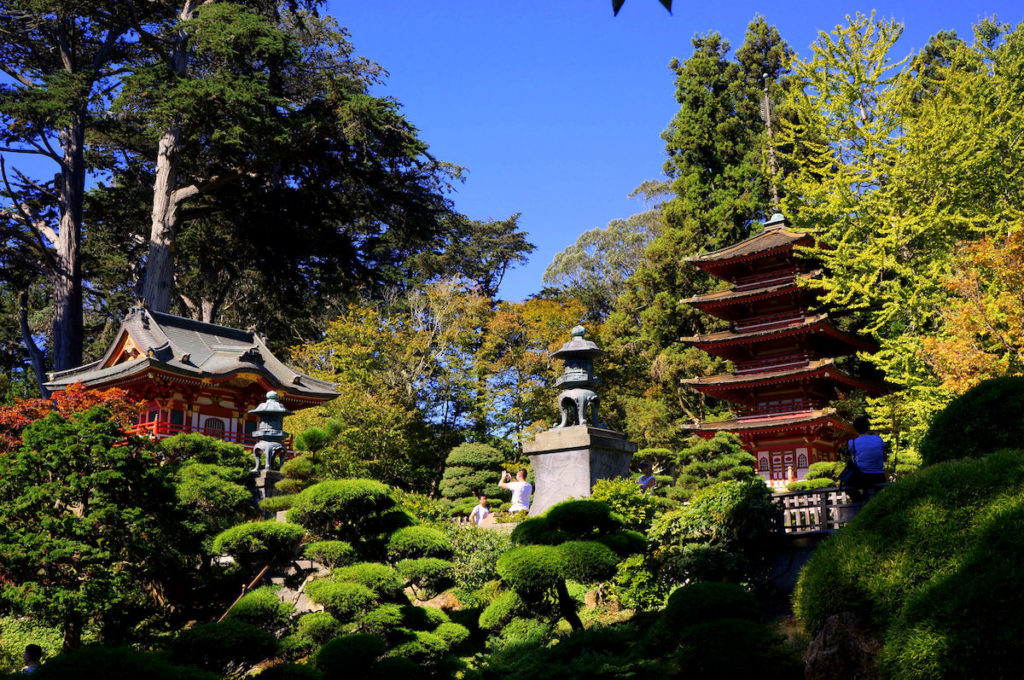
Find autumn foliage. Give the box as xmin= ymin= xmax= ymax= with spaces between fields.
xmin=0 ymin=383 xmax=144 ymax=454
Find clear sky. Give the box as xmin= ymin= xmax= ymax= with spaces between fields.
xmin=327 ymin=0 xmax=1023 ymax=302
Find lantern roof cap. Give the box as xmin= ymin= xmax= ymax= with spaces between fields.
xmin=551 ymin=325 xmax=606 ymax=359
xmin=249 ymin=391 xmax=294 ymax=417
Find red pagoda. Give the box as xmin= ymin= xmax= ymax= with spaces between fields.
xmin=681 ymin=213 xmax=884 ymax=488
xmin=45 ymin=307 xmax=336 ymax=450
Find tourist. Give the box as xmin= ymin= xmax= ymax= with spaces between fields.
xmin=469 ymin=495 xmax=492 ymax=526
xmin=499 ymin=469 xmax=532 ymax=513
xmin=22 ymin=644 xmax=42 ymax=674
xmin=637 ymin=461 xmax=656 ymax=493
xmin=846 ymin=416 xmax=886 ymax=502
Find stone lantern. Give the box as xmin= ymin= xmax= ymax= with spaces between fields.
xmin=522 ymin=326 xmax=637 ymax=516
xmin=249 ymin=391 xmax=292 ymax=505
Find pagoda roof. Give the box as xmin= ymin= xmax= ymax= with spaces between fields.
xmin=685 ymin=409 xmax=847 ymax=436
xmin=684 ymin=224 xmax=812 ymax=266
xmin=683 ymin=270 xmax=822 ymax=308
xmin=46 ymin=307 xmax=336 ymax=402
xmin=682 ymin=359 xmax=888 ymax=396
xmin=682 ymin=314 xmax=877 ymax=354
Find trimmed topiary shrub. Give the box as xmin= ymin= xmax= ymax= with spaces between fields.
xmin=496 ymin=546 xmax=566 ymax=600
xmin=360 ymin=604 xmax=405 ymax=638
xmin=287 ymin=479 xmax=396 ymax=542
xmin=594 ymin=529 xmax=647 ymax=556
xmin=496 ymin=618 xmax=553 ymax=648
xmin=542 ymin=499 xmax=619 ymax=537
xmin=225 ymin=585 xmax=294 ymax=633
xmin=387 ymin=630 xmax=448 ymax=666
xmin=795 ymin=449 xmax=1024 ymax=679
xmin=433 ymin=622 xmax=470 ymax=648
xmin=315 ymin=634 xmax=385 ymax=679
xmin=295 ymin=428 xmax=331 ymax=454
xmin=556 ymin=540 xmax=619 ymax=584
xmin=260 ymin=494 xmax=296 ymax=513
xmin=919 ymin=376 xmax=1024 ymax=466
xmin=304 ymin=580 xmax=376 ymax=621
xmin=332 ymin=562 xmax=403 ymax=598
xmin=660 ymin=582 xmax=757 ymax=632
xmin=293 ymin=612 xmax=341 ymax=646
xmin=171 ymin=620 xmax=278 ymax=675
xmin=159 ymin=433 xmax=250 ymax=472
xmin=386 ymin=526 xmax=453 ymax=561
xmin=304 ymin=541 xmax=357 ymax=568
xmin=806 ymin=460 xmax=845 ymax=481
xmin=478 ymin=591 xmax=527 ymax=632
xmin=399 ymin=603 xmax=450 ymax=630
xmin=213 ymin=520 xmax=305 ymax=569
xmin=438 ymin=443 xmax=505 ymax=500
xmin=785 ymin=477 xmax=835 ymax=492
xmin=396 ymin=558 xmax=455 ymax=599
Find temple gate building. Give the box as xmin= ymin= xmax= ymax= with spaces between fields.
xmin=681 ymin=213 xmax=885 ymax=488
xmin=45 ymin=307 xmax=336 ymax=450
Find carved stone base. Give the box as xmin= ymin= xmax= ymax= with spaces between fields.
xmin=252 ymin=470 xmax=284 ymax=505
xmin=523 ymin=425 xmax=637 ymax=516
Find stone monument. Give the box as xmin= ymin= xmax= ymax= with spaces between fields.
xmin=249 ymin=390 xmax=292 ymax=506
xmin=523 ymin=326 xmax=637 ymax=516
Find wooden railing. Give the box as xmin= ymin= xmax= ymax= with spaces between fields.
xmin=734 ymin=310 xmax=804 ymax=332
xmin=734 ymin=352 xmax=810 ymax=374
xmin=772 ymin=485 xmax=888 ymax=534
xmin=734 ymin=269 xmax=795 ymax=290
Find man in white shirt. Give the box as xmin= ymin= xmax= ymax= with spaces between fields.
xmin=469 ymin=495 xmax=491 ymax=526
xmin=499 ymin=469 xmax=532 ymax=513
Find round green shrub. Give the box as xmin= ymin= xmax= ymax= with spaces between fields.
xmin=496 ymin=545 xmax=566 ymax=599
xmin=649 ymin=479 xmax=777 ymax=554
xmin=281 ymin=455 xmax=316 ymax=480
xmin=496 ymin=618 xmax=553 ymax=648
xmin=293 ymin=611 xmax=341 ymax=646
xmin=212 ymin=520 xmax=305 ymax=569
xmin=25 ymin=645 xmax=217 ymax=680
xmin=590 ymin=477 xmax=658 ymax=530
xmin=595 ymin=529 xmax=647 ymax=556
xmin=171 ymin=620 xmax=277 ymax=675
xmin=795 ymin=449 xmax=1024 ymax=679
xmin=315 ymin=634 xmax=385 ymax=678
xmin=304 ymin=541 xmax=357 ymax=568
xmin=260 ymin=494 xmax=296 ymax=513
xmin=275 ymin=478 xmax=304 ymax=495
xmin=386 ymin=526 xmax=453 ymax=561
xmin=438 ymin=443 xmax=505 ymax=499
xmin=225 ymin=585 xmax=294 ymax=633
xmin=542 ymin=500 xmax=619 ymax=537
xmin=919 ymin=377 xmax=1024 ymax=466
xmin=806 ymin=460 xmax=845 ymax=481
xmin=399 ymin=604 xmax=450 ymax=631
xmin=661 ymin=582 xmax=757 ymax=632
xmin=785 ymin=478 xmax=835 ymax=492
xmin=159 ymin=433 xmax=250 ymax=472
xmin=255 ymin=663 xmax=323 ymax=680
xmin=304 ymin=580 xmax=376 ymax=621
xmin=333 ymin=562 xmax=403 ymax=598
xmin=396 ymin=558 xmax=455 ymax=598
xmin=386 ymin=630 xmax=447 ymax=665
xmin=360 ymin=604 xmax=405 ymax=638
xmin=433 ymin=622 xmax=470 ymax=648
xmin=509 ymin=516 xmax=558 ymax=545
xmin=674 ymin=619 xmax=802 ymax=680
xmin=287 ymin=479 xmax=396 ymax=540
xmin=478 ymin=591 xmax=526 ymax=631
xmin=556 ymin=540 xmax=619 ymax=584
xmin=296 ymin=428 xmax=331 ymax=454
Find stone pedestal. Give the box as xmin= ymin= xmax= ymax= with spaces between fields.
xmin=252 ymin=470 xmax=284 ymax=514
xmin=523 ymin=425 xmax=637 ymax=516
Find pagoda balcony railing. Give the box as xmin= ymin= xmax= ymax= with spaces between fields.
xmin=127 ymin=420 xmax=294 ymax=450
xmin=736 ymin=403 xmax=813 ymax=420
xmin=733 ymin=268 xmax=796 ymax=291
xmin=734 ymin=352 xmax=810 ymax=374
xmin=733 ymin=310 xmax=805 ymax=332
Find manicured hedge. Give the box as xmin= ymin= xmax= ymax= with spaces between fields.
xmin=386 ymin=526 xmax=453 ymax=561
xmin=556 ymin=540 xmax=619 ymax=584
xmin=304 ymin=580 xmax=376 ymax=621
xmin=660 ymin=581 xmax=757 ymax=631
xmin=212 ymin=520 xmax=305 ymax=568
xmin=919 ymin=376 xmax=1024 ymax=466
xmin=496 ymin=546 xmax=566 ymax=599
xmin=438 ymin=443 xmax=505 ymax=499
xmin=304 ymin=540 xmax=357 ymax=568
xmin=287 ymin=479 xmax=396 ymax=540
xmin=478 ymin=591 xmax=526 ymax=631
xmin=332 ymin=562 xmax=403 ymax=598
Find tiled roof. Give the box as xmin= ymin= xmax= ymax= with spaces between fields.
xmin=684 ymin=227 xmax=812 ymax=264
xmin=682 ymin=359 xmax=886 ymax=394
xmin=46 ymin=307 xmax=336 ymax=399
xmin=682 ymin=270 xmax=822 ymax=307
xmin=684 ymin=409 xmax=844 ymax=433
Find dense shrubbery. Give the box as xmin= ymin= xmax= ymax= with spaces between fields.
xmin=387 ymin=526 xmax=453 ymax=561
xmin=224 ymin=586 xmax=294 ymax=634
xmin=212 ymin=520 xmax=305 ymax=569
xmin=438 ymin=443 xmax=505 ymax=500
xmin=287 ymin=479 xmax=400 ymax=543
xmin=795 ymin=449 xmax=1024 ymax=679
xmin=672 ymin=432 xmax=758 ymax=501
xmin=171 ymin=620 xmax=278 ymax=675
xmin=918 ymin=376 xmax=1024 ymax=466
xmin=7 ymin=645 xmax=217 ymax=680
xmin=304 ymin=540 xmax=357 ymax=568
xmin=589 ymin=477 xmax=659 ymax=530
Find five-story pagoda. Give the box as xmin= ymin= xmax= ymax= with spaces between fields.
xmin=681 ymin=213 xmax=884 ymax=488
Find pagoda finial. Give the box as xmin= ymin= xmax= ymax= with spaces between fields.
xmin=764 ymin=212 xmax=787 ymax=230
xmin=551 ymin=325 xmax=606 ymax=428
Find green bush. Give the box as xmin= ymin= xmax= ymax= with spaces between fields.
xmin=795 ymin=449 xmax=1024 ymax=679
xmin=315 ymin=634 xmax=385 ymax=679
xmin=556 ymin=541 xmax=619 ymax=584
xmin=287 ymin=480 xmax=396 ymax=541
xmin=212 ymin=520 xmax=305 ymax=569
xmin=159 ymin=433 xmax=249 ymax=472
xmin=661 ymin=582 xmax=757 ymax=632
xmin=255 ymin=663 xmax=323 ymax=680
xmin=281 ymin=455 xmax=317 ymax=481
xmin=333 ymin=562 xmax=403 ymax=598
xmin=919 ymin=377 xmax=1024 ymax=466
xmin=658 ymin=542 xmax=747 ymax=584
xmin=171 ymin=620 xmax=277 ymax=675
xmin=785 ymin=477 xmax=835 ymax=492
xmin=304 ymin=580 xmax=376 ymax=621
xmin=612 ymin=554 xmax=668 ymax=611
xmin=438 ymin=443 xmax=505 ymax=499
xmin=446 ymin=525 xmax=512 ymax=591
xmin=589 ymin=477 xmax=658 ymax=530
xmin=260 ymin=494 xmax=296 ymax=513
xmin=275 ymin=478 xmax=304 ymax=495
xmin=399 ymin=604 xmax=450 ymax=630
xmin=542 ymin=499 xmax=620 ymax=537
xmin=673 ymin=619 xmax=802 ymax=680
xmin=304 ymin=541 xmax=357 ymax=568
xmin=394 ymin=491 xmax=453 ymax=524
xmin=371 ymin=657 xmax=419 ymax=680
xmin=594 ymin=530 xmax=647 ymax=557
xmin=360 ymin=604 xmax=405 ymax=638
xmin=294 ymin=612 xmax=341 ymax=646
xmin=0 ymin=616 xmax=62 ymax=673
xmin=225 ymin=586 xmax=294 ymax=633
xmin=386 ymin=526 xmax=453 ymax=561
xmin=396 ymin=558 xmax=455 ymax=598
xmin=495 ymin=618 xmax=553 ymax=648
xmin=806 ymin=460 xmax=845 ymax=481
xmin=496 ymin=546 xmax=566 ymax=599
xmin=386 ymin=630 xmax=448 ymax=665
xmin=296 ymin=428 xmax=331 ymax=454
xmin=478 ymin=591 xmax=526 ymax=631
xmin=674 ymin=432 xmax=759 ymax=501
xmin=433 ymin=622 xmax=470 ymax=648
xmin=26 ymin=645 xmax=217 ymax=680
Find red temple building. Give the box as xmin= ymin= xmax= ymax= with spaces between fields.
xmin=681 ymin=213 xmax=884 ymax=488
xmin=45 ymin=307 xmax=336 ymax=449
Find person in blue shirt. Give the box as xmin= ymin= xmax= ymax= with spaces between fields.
xmin=846 ymin=416 xmax=886 ymax=502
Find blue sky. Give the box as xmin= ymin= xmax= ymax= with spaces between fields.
xmin=328 ymin=0 xmax=1023 ymax=302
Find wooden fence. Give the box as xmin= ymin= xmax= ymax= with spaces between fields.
xmin=771 ymin=485 xmax=888 ymax=535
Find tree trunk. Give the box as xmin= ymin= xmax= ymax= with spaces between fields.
xmin=18 ymin=290 xmax=50 ymax=398
xmin=51 ymin=111 xmax=86 ymax=371
xmin=62 ymin=613 xmax=83 ymax=651
xmin=556 ymin=578 xmax=583 ymax=631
